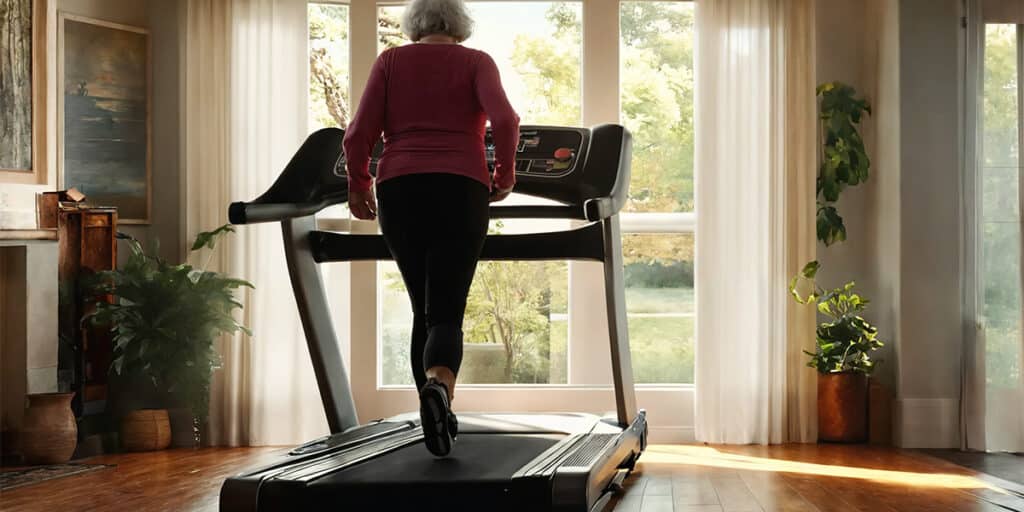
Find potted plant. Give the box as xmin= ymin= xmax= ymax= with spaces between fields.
xmin=85 ymin=225 xmax=252 ymax=450
xmin=791 ymin=261 xmax=884 ymax=442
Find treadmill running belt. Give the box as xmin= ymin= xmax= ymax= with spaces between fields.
xmin=299 ymin=434 xmax=563 ymax=511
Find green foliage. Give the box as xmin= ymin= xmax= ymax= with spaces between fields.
xmin=624 ymin=260 xmax=692 ymax=289
xmin=508 ymin=3 xmax=694 ymax=213
xmin=790 ymin=261 xmax=884 ymax=375
xmin=84 ymin=226 xmax=252 ymax=418
xmin=377 ymin=8 xmax=405 ymax=50
xmin=816 ymin=82 xmax=871 ymax=247
xmin=309 ymin=4 xmax=351 ymax=129
xmin=463 ymin=249 xmax=567 ymax=382
xmin=190 ymin=224 xmax=234 ymax=251
xmin=792 ymin=84 xmax=881 ymax=374
xmin=816 ymin=205 xmax=846 ymax=247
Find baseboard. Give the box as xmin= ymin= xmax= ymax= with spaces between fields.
xmin=648 ymin=425 xmax=695 ymax=444
xmin=895 ymin=398 xmax=959 ymax=448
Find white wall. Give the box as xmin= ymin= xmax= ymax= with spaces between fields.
xmin=895 ymin=0 xmax=963 ymax=448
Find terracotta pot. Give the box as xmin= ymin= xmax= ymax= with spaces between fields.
xmin=818 ymin=372 xmax=868 ymax=442
xmin=121 ymin=409 xmax=172 ymax=452
xmin=20 ymin=392 xmax=78 ymax=465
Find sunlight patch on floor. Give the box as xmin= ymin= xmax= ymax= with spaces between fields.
xmin=640 ymin=445 xmax=1005 ymax=492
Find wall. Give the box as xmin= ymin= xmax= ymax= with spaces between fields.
xmin=145 ymin=0 xmax=182 ymax=261
xmin=895 ymin=0 xmax=963 ymax=448
xmin=1 ymin=0 xmax=183 ymax=262
xmin=0 ymin=241 xmax=59 ymax=448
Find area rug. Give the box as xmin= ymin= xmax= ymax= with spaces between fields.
xmin=0 ymin=463 xmax=114 ymax=491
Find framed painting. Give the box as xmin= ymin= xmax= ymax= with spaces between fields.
xmin=58 ymin=13 xmax=150 ymax=224
xmin=0 ymin=0 xmax=48 ymax=184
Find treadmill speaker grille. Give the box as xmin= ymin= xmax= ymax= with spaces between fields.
xmin=562 ymin=434 xmax=616 ymax=468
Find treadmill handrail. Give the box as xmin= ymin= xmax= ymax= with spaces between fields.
xmin=229 ymin=125 xmax=632 ymax=225
xmin=229 ymin=195 xmax=347 ymax=225
xmin=230 ymin=199 xmax=623 ymax=224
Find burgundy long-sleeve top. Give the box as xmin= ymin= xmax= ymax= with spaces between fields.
xmin=342 ymin=44 xmax=520 ymax=194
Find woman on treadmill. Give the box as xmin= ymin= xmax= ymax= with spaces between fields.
xmin=342 ymin=0 xmax=520 ymax=457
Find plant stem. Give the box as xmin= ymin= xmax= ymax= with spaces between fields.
xmin=839 ymin=339 xmax=854 ymax=371
xmin=203 ymin=248 xmax=215 ymax=273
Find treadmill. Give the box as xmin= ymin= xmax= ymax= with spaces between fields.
xmin=221 ymin=124 xmax=647 ymax=512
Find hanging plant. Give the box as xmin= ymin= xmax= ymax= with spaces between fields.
xmin=816 ymin=82 xmax=871 ymax=246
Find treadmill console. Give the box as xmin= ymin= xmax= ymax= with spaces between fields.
xmin=485 ymin=127 xmax=586 ymax=179
xmin=367 ymin=124 xmax=630 ymax=213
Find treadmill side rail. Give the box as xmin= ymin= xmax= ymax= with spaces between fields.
xmin=218 ymin=421 xmax=418 ymax=512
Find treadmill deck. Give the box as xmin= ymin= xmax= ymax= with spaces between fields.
xmin=220 ymin=412 xmax=646 ymax=512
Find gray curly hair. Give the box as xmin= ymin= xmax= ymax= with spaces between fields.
xmin=401 ymin=0 xmax=474 ymax=43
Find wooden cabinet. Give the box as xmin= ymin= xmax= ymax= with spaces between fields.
xmin=57 ymin=207 xmax=117 ymax=417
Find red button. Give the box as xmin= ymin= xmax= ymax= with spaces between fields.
xmin=554 ymin=148 xmax=573 ymax=161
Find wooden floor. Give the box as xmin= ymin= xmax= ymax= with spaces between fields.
xmin=1 ymin=444 xmax=1022 ymax=511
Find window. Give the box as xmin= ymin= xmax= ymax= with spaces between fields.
xmin=623 ymin=233 xmax=694 ymax=383
xmin=376 ymin=4 xmax=581 ymax=385
xmin=309 ymin=3 xmax=351 ymax=132
xmin=379 ymin=220 xmax=570 ymax=385
xmin=981 ymin=23 xmax=1022 ymax=388
xmin=377 ymin=3 xmax=581 ymax=125
xmin=309 ymin=3 xmax=351 ymax=219
xmin=336 ymin=1 xmax=699 ymax=440
xmin=620 ymin=2 xmax=695 ymax=383
xmin=620 ymin=1 xmax=695 ymax=214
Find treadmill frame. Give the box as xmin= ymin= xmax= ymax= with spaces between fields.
xmin=223 ymin=124 xmax=645 ymax=512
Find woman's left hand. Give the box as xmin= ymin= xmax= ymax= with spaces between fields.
xmin=349 ymin=187 xmax=378 ymax=220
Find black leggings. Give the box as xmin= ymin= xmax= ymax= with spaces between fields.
xmin=376 ymin=173 xmax=490 ymax=391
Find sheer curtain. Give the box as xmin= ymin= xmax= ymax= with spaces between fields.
xmin=962 ymin=0 xmax=1024 ymax=453
xmin=184 ymin=0 xmax=330 ymax=446
xmin=693 ymin=0 xmax=817 ymax=444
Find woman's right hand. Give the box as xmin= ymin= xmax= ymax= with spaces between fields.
xmin=489 ymin=185 xmax=513 ymax=203
xmin=349 ymin=187 xmax=378 ymax=220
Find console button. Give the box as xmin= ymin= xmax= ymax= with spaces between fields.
xmin=554 ymin=148 xmax=573 ymax=161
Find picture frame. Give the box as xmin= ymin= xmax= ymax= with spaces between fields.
xmin=57 ymin=13 xmax=151 ymax=224
xmin=0 ymin=0 xmax=49 ymax=185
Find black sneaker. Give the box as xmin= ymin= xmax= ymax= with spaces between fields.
xmin=419 ymin=378 xmax=457 ymax=457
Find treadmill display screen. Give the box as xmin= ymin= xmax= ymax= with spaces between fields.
xmin=368 ymin=126 xmax=589 ymax=183
xmin=485 ymin=127 xmax=585 ymax=179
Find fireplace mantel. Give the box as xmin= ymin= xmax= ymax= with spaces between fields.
xmin=0 ymin=230 xmax=57 ymax=241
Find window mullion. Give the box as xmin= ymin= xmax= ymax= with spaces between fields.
xmin=566 ymin=0 xmax=621 ymax=386
xmin=1016 ymin=24 xmax=1024 ymax=371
